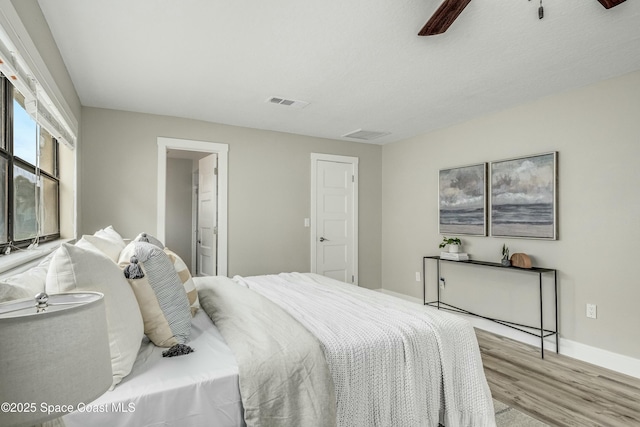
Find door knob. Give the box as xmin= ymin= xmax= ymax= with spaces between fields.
xmin=319 ymin=237 xmax=329 ymax=242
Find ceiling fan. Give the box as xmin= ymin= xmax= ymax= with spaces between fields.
xmin=418 ymin=0 xmax=627 ymax=37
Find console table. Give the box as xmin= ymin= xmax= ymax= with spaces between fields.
xmin=423 ymin=256 xmax=558 ymax=358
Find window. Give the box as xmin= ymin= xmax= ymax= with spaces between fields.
xmin=0 ymin=75 xmax=60 ymax=251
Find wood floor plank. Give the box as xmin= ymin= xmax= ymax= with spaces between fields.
xmin=482 ymin=351 xmax=640 ymax=423
xmin=476 ymin=328 xmax=640 ymax=427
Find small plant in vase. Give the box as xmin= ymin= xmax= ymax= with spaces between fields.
xmin=439 ymin=237 xmax=462 ymax=253
xmin=501 ymin=244 xmax=511 ymax=266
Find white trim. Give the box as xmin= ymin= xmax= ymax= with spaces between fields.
xmin=191 ymin=172 xmax=198 ymax=275
xmin=374 ymin=288 xmax=423 ymax=303
xmin=558 ymin=338 xmax=640 ymax=379
xmin=310 ymin=153 xmax=359 ymax=285
xmin=157 ymin=137 xmax=228 ymax=277
xmin=467 ymin=316 xmax=640 ymax=379
xmin=375 ymin=288 xmax=640 ymax=380
xmin=72 ymin=142 xmax=78 ymax=240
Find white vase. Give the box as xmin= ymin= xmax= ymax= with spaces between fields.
xmin=449 ymin=244 xmax=460 ymax=253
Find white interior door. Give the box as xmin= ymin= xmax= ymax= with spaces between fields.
xmin=312 ymin=154 xmax=358 ymax=284
xmin=197 ymin=153 xmax=217 ymax=276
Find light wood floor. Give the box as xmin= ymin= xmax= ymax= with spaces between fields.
xmin=476 ymin=329 xmax=640 ymax=426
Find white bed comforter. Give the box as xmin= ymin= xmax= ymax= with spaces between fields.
xmin=198 ymin=275 xmax=337 ymax=427
xmin=233 ymin=273 xmax=495 ymax=427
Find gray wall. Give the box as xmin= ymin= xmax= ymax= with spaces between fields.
xmin=382 ymin=70 xmax=640 ymax=359
xmin=165 ymin=158 xmax=194 ymax=268
xmin=80 ymin=107 xmax=383 ymax=289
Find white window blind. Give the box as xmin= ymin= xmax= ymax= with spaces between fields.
xmin=0 ymin=6 xmax=77 ymax=149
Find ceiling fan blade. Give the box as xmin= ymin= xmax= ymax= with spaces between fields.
xmin=596 ymin=0 xmax=626 ymax=8
xmin=418 ymin=0 xmax=473 ymax=36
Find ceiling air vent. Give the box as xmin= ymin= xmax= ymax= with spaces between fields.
xmin=266 ymin=96 xmax=309 ymax=109
xmin=342 ymin=129 xmax=390 ymax=141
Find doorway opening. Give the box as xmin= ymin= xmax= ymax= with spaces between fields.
xmin=157 ymin=137 xmax=228 ymax=277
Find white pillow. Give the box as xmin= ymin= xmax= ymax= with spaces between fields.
xmin=95 ymin=225 xmax=127 ymax=248
xmin=46 ymin=243 xmax=144 ymax=389
xmin=0 ymin=252 xmax=54 ymax=302
xmin=75 ymin=234 xmax=122 ymax=262
xmin=0 ymin=283 xmax=30 ymax=303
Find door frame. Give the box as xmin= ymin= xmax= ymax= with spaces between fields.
xmin=191 ymin=171 xmax=198 ymax=274
xmin=310 ymin=153 xmax=359 ymax=284
xmin=157 ymin=137 xmax=228 ymax=276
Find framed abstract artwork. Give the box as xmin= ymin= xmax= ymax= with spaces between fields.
xmin=438 ymin=163 xmax=487 ymax=236
xmin=490 ymin=152 xmax=557 ymax=240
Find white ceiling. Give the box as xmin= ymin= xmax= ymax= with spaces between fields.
xmin=37 ymin=0 xmax=640 ymax=145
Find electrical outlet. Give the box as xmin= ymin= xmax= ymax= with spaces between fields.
xmin=415 ymin=272 xmax=421 ymax=282
xmin=586 ymin=303 xmax=597 ymax=319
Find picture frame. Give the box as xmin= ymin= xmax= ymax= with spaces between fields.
xmin=438 ymin=163 xmax=487 ymax=236
xmin=489 ymin=152 xmax=557 ymax=240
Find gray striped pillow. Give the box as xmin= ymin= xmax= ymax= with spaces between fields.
xmin=164 ymin=248 xmax=199 ymax=316
xmin=120 ymin=241 xmax=191 ymax=347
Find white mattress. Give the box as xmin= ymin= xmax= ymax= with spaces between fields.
xmin=62 ymin=310 xmax=245 ymax=427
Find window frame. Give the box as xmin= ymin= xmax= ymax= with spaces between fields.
xmin=0 ymin=75 xmax=60 ymax=252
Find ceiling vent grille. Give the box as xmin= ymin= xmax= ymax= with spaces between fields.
xmin=342 ymin=129 xmax=391 ymax=141
xmin=266 ymin=96 xmax=309 ymax=109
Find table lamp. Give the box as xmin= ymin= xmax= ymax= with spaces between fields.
xmin=0 ymin=292 xmax=112 ymax=427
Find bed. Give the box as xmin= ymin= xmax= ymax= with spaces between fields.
xmin=60 ymin=272 xmax=495 ymax=427
xmin=62 ymin=308 xmax=245 ymax=427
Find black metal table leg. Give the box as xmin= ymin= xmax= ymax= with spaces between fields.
xmin=555 ymin=271 xmax=559 ymax=353
xmin=436 ymin=259 xmax=440 ymax=310
xmin=539 ymin=272 xmax=544 ymax=358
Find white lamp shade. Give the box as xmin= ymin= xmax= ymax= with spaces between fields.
xmin=0 ymin=292 xmax=112 ymax=427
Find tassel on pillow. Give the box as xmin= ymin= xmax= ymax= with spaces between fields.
xmin=124 ymin=256 xmax=144 ymax=279
xmin=162 ymin=343 xmax=195 ymax=357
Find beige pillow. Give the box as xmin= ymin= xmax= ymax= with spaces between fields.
xmin=119 ymin=242 xmax=191 ymax=348
xmin=164 ymin=248 xmax=199 ymax=316
xmin=46 ymin=243 xmax=144 ymax=389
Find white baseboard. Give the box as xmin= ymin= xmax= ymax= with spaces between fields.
xmin=374 ymin=288 xmax=423 ymax=304
xmin=375 ymin=288 xmax=640 ymax=380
